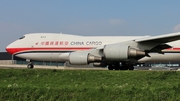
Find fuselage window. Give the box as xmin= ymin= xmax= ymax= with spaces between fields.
xmin=19 ymin=36 xmax=25 ymax=39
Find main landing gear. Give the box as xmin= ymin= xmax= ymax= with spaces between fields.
xmin=108 ymin=62 xmax=134 ymax=70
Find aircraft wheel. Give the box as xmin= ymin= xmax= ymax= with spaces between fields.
xmin=128 ymin=65 xmax=134 ymax=70
xmin=108 ymin=65 xmax=114 ymax=70
xmin=119 ymin=66 xmax=127 ymax=70
xmin=27 ymin=64 xmax=34 ymax=69
xmin=114 ymin=63 xmax=120 ymax=70
xmin=114 ymin=66 xmax=120 ymax=70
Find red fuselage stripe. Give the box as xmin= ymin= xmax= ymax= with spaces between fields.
xmin=6 ymin=47 xmax=93 ymax=54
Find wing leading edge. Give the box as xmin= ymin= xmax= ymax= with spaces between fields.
xmin=135 ymin=32 xmax=180 ymax=44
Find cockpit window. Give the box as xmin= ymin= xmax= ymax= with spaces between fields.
xmin=19 ymin=36 xmax=25 ymax=39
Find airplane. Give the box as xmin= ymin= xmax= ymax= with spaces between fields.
xmin=5 ymin=32 xmax=180 ymax=70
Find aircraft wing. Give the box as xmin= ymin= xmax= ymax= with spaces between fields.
xmin=135 ymin=32 xmax=180 ymax=43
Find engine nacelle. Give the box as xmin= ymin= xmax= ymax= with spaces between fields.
xmin=103 ymin=44 xmax=145 ymax=61
xmin=69 ymin=52 xmax=102 ymax=65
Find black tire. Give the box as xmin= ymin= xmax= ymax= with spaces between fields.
xmin=128 ymin=66 xmax=134 ymax=70
xmin=120 ymin=66 xmax=128 ymax=70
xmin=114 ymin=66 xmax=120 ymax=70
xmin=108 ymin=65 xmax=114 ymax=70
xmin=27 ymin=64 xmax=34 ymax=69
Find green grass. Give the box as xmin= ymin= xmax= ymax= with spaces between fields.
xmin=0 ymin=69 xmax=180 ymax=101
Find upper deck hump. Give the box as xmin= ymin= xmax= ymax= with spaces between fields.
xmin=24 ymin=33 xmax=83 ymax=37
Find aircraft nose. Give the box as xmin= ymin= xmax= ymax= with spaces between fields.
xmin=6 ymin=44 xmax=16 ymax=55
xmin=6 ymin=45 xmax=11 ymax=54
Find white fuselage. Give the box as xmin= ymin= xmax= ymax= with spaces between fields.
xmin=6 ymin=33 xmax=180 ymax=63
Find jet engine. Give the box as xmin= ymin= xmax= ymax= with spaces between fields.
xmin=69 ymin=52 xmax=102 ymax=65
xmin=103 ymin=44 xmax=145 ymax=61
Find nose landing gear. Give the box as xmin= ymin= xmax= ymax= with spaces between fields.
xmin=27 ymin=62 xmax=34 ymax=68
xmin=26 ymin=58 xmax=34 ymax=69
